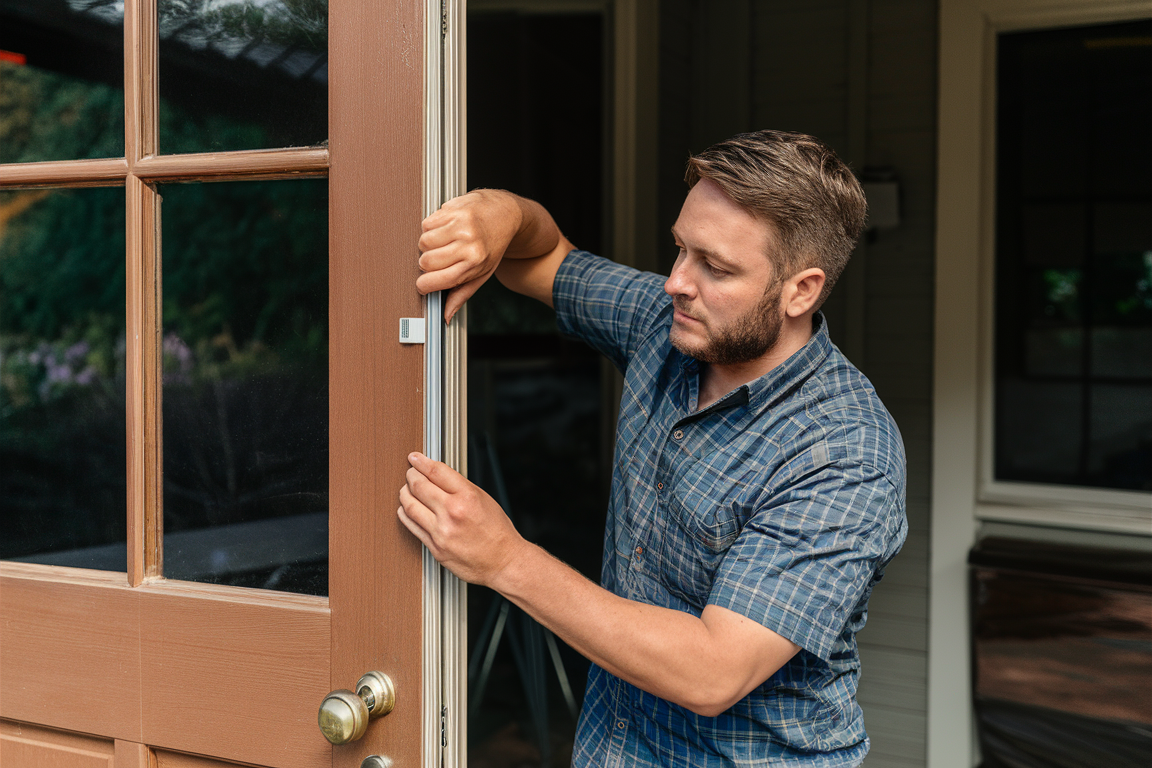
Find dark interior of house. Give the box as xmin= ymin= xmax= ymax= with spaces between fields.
xmin=464 ymin=10 xmax=609 ymax=767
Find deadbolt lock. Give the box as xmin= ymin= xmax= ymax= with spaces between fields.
xmin=318 ymin=671 xmax=396 ymax=745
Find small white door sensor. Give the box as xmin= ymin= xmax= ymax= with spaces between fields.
xmin=399 ymin=317 xmax=426 ymax=344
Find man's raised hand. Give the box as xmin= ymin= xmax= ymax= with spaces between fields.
xmin=417 ymin=190 xmax=522 ymax=323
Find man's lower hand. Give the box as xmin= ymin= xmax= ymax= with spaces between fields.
xmin=397 ymin=451 xmax=524 ymax=587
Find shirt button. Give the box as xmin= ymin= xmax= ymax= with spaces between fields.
xmin=616 ymin=720 xmax=626 ymax=729
xmin=635 ymin=546 xmax=643 ymax=556
xmin=656 ymin=481 xmax=663 ymax=490
xmin=673 ymin=429 xmax=683 ymax=440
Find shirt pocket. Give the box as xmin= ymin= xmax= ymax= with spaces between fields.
xmin=666 ymin=461 xmax=744 ymax=553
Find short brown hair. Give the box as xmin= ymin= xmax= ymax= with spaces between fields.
xmin=685 ymin=130 xmax=866 ymax=306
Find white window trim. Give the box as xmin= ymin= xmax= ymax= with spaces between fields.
xmin=931 ymin=2 xmax=1152 ymax=767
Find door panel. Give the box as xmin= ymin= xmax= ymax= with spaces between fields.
xmin=0 ymin=566 xmax=142 ymax=742
xmin=0 ymin=565 xmax=333 ymax=767
xmin=154 ymin=751 xmax=259 ymax=768
xmin=0 ymin=0 xmax=436 ymax=765
xmin=138 ymin=585 xmax=330 ymax=767
xmin=0 ymin=721 xmax=116 ymax=768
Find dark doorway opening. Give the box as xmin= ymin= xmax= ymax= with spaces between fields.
xmin=465 ymin=8 xmax=609 ymax=768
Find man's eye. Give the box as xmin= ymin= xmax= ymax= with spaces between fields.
xmin=707 ymin=263 xmax=728 ymax=277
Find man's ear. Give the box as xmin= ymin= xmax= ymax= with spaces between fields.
xmin=782 ymin=268 xmax=825 ymax=318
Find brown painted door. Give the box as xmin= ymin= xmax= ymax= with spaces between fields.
xmin=0 ymin=1 xmax=431 ymax=766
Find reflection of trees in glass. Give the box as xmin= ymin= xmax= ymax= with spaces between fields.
xmin=0 ymin=187 xmax=127 ymax=559
xmin=1040 ymin=269 xmax=1082 ymax=323
xmin=0 ymin=0 xmax=124 ymax=163
xmin=159 ymin=179 xmax=329 ymax=538
xmin=159 ymin=96 xmax=269 ymax=153
xmin=161 ymin=179 xmax=328 ymax=371
xmin=159 ymin=0 xmax=327 ymax=51
xmin=1092 ymin=251 xmax=1152 ymax=325
xmin=0 ymin=61 xmax=123 ymax=164
xmin=157 ymin=0 xmax=328 ymax=153
xmin=0 ymin=178 xmax=330 ymax=557
xmin=0 ymin=188 xmax=127 ymax=408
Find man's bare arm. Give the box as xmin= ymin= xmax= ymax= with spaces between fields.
xmin=398 ymin=453 xmax=801 ymax=716
xmin=417 ymin=189 xmax=573 ymax=321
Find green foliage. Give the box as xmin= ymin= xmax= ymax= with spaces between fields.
xmin=1 ymin=5 xmax=330 ymax=559
xmin=159 ymin=103 xmax=269 ymax=155
xmin=1 ymin=188 xmax=126 ymax=413
xmin=0 ymin=62 xmax=123 ymax=164
xmin=159 ymin=178 xmax=329 ymax=374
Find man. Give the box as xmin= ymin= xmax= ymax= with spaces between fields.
xmin=398 ymin=130 xmax=907 ymax=766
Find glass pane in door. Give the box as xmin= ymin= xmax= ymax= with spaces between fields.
xmin=159 ymin=178 xmax=328 ymax=595
xmin=157 ymin=0 xmax=328 ymax=154
xmin=1 ymin=187 xmax=127 ymax=569
xmin=0 ymin=0 xmax=125 ymax=163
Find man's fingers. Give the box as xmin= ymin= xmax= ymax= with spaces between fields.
xmin=444 ymin=275 xmax=487 ymax=323
xmin=396 ymin=503 xmax=436 ymax=553
xmin=418 ymin=221 xmax=456 ymax=251
xmin=405 ymin=466 xmax=452 ymax=511
xmin=399 ymin=483 xmax=439 ymax=532
xmin=408 ymin=452 xmax=469 ymax=493
xmin=415 ymin=259 xmax=478 ymax=296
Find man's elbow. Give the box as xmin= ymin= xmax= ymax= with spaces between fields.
xmin=678 ymin=682 xmax=747 ymax=718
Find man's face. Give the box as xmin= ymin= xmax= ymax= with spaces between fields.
xmin=665 ymin=179 xmax=786 ymax=365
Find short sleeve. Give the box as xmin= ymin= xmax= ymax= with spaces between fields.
xmin=552 ymin=251 xmax=671 ymax=371
xmin=706 ymin=461 xmax=907 ymax=662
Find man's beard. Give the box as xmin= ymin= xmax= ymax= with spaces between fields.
xmin=670 ymin=281 xmax=785 ymax=365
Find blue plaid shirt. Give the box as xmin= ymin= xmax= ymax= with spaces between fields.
xmin=553 ymin=252 xmax=907 ymax=768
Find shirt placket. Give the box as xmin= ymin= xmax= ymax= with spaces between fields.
xmin=628 ymin=402 xmax=675 ymax=591
xmin=606 ymin=677 xmax=631 ymax=768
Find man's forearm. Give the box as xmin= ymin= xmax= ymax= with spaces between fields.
xmin=417 ymin=189 xmax=569 ymax=319
xmin=397 ymin=453 xmax=800 ymax=717
xmin=501 ymin=192 xmax=562 ymax=261
xmin=491 ymin=192 xmax=574 ymax=307
xmin=490 ymin=540 xmax=795 ymax=717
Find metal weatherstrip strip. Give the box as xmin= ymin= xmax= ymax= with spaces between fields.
xmin=423 ymin=0 xmax=445 ymax=764
xmin=440 ymin=0 xmax=468 ymax=765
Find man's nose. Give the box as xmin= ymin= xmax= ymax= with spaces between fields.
xmin=664 ymin=260 xmax=692 ymax=298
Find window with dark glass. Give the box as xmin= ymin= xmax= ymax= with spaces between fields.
xmin=994 ymin=20 xmax=1152 ymax=492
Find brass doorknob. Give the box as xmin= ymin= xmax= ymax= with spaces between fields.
xmin=318 ymin=671 xmax=396 ymax=745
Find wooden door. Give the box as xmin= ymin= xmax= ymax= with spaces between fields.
xmin=0 ymin=1 xmax=453 ymax=766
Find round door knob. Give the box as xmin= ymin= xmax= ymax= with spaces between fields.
xmin=318 ymin=671 xmax=396 ymax=745
xmin=318 ymin=690 xmax=368 ymax=745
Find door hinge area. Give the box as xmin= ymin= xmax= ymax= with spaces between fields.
xmin=440 ymin=705 xmax=448 ymax=748
xmin=441 ymin=0 xmax=448 ymax=37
